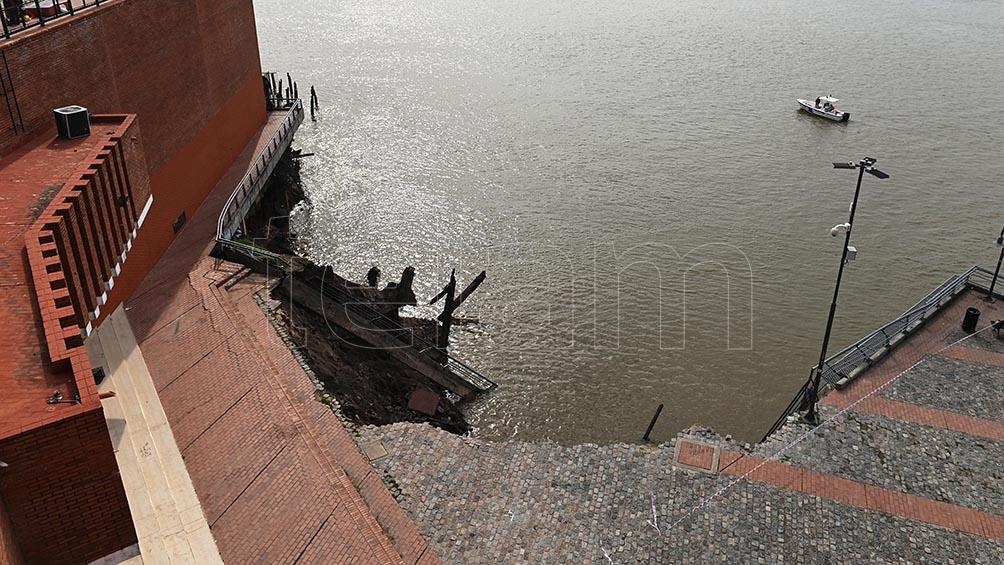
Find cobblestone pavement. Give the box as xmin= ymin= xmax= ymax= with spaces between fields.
xmin=355 ymin=291 xmax=1004 ymax=563
xmin=946 ymin=328 xmax=1004 ymax=355
xmin=360 ymin=423 xmax=1001 ymax=564
xmin=885 ymin=355 xmax=1004 ymax=421
xmin=764 ymin=407 xmax=1002 ymax=513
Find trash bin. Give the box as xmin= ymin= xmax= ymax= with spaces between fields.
xmin=962 ymin=307 xmax=981 ymax=333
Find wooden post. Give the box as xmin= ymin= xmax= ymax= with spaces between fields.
xmin=642 ymin=404 xmax=664 ymax=441
xmin=430 ymin=269 xmax=486 ymax=357
xmin=436 ymin=270 xmax=456 ymax=351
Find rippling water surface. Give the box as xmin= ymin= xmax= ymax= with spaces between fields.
xmin=254 ymin=0 xmax=1004 ymax=443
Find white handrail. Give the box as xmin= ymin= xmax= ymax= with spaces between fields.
xmin=216 ymin=99 xmax=304 ymax=242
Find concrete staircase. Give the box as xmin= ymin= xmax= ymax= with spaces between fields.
xmin=86 ymin=306 xmax=222 ymax=564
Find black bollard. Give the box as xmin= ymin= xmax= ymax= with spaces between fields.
xmin=642 ymin=403 xmax=664 ymax=441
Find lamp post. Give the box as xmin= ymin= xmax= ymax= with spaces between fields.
xmin=800 ymin=157 xmax=889 ymax=424
xmin=987 ymin=225 xmax=1004 ymax=301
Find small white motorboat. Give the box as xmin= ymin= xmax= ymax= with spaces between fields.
xmin=797 ymin=95 xmax=849 ymax=122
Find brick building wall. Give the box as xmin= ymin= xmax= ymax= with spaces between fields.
xmin=0 ymin=1 xmax=269 ymax=561
xmin=0 ymin=0 xmax=267 ymax=319
xmin=0 ymin=496 xmax=24 ymax=565
xmin=0 ymin=409 xmax=136 ymax=564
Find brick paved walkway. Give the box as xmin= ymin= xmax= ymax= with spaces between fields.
xmin=359 ymin=288 xmax=1004 ymax=563
xmin=123 ymin=114 xmax=436 ymax=564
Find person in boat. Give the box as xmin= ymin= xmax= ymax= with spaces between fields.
xmin=815 ymin=97 xmax=821 ymax=108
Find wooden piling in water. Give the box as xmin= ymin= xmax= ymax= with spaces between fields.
xmin=642 ymin=403 xmax=664 ymax=441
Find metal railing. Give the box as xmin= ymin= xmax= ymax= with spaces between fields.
xmin=762 ymin=265 xmax=1002 ymax=441
xmin=216 ymin=98 xmax=304 ymax=242
xmin=761 ymin=379 xmax=812 ymax=442
xmin=816 ymin=267 xmax=977 ymax=388
xmin=965 ymin=266 xmax=1002 ymax=296
xmin=2 ymin=0 xmax=105 ymax=40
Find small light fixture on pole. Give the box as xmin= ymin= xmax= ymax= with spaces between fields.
xmin=987 ymin=225 xmax=1004 ymax=301
xmin=800 ymin=157 xmax=889 ymax=424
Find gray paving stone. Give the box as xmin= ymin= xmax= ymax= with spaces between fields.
xmin=761 ymin=408 xmax=1003 ymax=513
xmin=358 ymin=422 xmax=1003 ymax=564
xmin=885 ymin=355 xmax=1004 ymax=420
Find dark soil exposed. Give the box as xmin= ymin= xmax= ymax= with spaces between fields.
xmin=273 ymin=301 xmax=470 ymax=433
xmin=244 ymin=151 xmax=472 ymax=434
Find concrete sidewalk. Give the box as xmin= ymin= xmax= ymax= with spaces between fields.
xmin=86 ymin=306 xmax=222 ymax=564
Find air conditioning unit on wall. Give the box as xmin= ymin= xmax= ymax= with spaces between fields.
xmin=53 ymin=105 xmax=90 ymax=139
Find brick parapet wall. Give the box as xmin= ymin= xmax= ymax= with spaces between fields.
xmin=0 ymin=409 xmax=136 ymax=564
xmin=24 ymin=114 xmax=150 ymax=415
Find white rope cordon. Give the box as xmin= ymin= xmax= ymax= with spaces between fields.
xmin=664 ymin=321 xmax=996 ymax=534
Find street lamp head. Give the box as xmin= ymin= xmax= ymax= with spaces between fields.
xmin=830 ymin=223 xmax=850 ymax=237
xmin=833 ymin=158 xmax=889 ymax=179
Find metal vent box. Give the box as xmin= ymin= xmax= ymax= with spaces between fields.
xmin=53 ymin=105 xmax=90 ymax=139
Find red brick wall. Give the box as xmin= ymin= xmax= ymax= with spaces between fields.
xmin=0 ymin=0 xmax=267 ymax=319
xmin=107 ymin=76 xmax=267 ymax=319
xmin=27 ymin=116 xmax=151 ymax=349
xmin=0 ymin=496 xmax=24 ymax=565
xmin=0 ymin=409 xmax=136 ymax=564
xmin=0 ymin=0 xmax=265 ymax=169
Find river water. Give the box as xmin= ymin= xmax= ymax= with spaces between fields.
xmin=254 ymin=0 xmax=1004 ymax=444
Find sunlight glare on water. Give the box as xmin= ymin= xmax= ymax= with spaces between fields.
xmin=255 ymin=0 xmax=1004 ymax=443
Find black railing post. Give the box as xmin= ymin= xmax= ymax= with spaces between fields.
xmin=33 ymin=0 xmax=43 ymax=25
xmin=1 ymin=9 xmax=9 ymax=40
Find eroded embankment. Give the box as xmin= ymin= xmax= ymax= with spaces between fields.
xmin=243 ymin=153 xmax=473 ymax=434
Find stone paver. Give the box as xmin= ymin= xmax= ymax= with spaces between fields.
xmin=946 ymin=328 xmax=1004 ymax=355
xmin=885 ymin=355 xmax=1004 ymax=421
xmin=762 ymin=408 xmax=1002 ymax=513
xmin=359 ymin=422 xmax=1002 ymax=564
